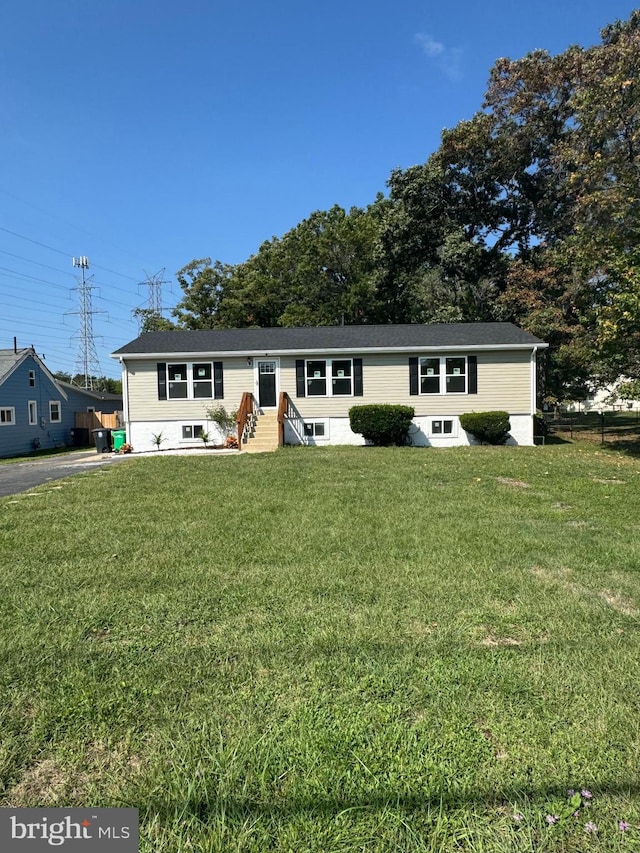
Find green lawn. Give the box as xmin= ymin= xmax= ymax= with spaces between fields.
xmin=1 ymin=445 xmax=639 ymax=851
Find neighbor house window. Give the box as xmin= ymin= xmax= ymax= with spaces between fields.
xmin=182 ymin=424 xmax=203 ymax=440
xmin=28 ymin=370 xmax=35 ymax=387
xmin=49 ymin=401 xmax=61 ymax=423
xmin=306 ymin=359 xmax=353 ymax=396
xmin=419 ymin=356 xmax=467 ymax=394
xmin=0 ymin=407 xmax=15 ymax=425
xmin=28 ymin=400 xmax=37 ymax=425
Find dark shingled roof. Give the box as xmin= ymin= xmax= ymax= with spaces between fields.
xmin=112 ymin=323 xmax=546 ymax=357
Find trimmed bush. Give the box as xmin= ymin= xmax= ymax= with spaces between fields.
xmin=349 ymin=404 xmax=415 ymax=446
xmin=460 ymin=411 xmax=511 ymax=445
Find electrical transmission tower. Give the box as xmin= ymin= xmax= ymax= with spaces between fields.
xmin=134 ymin=268 xmax=168 ymax=332
xmin=69 ymin=256 xmax=104 ymax=389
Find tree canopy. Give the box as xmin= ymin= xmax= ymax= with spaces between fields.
xmin=166 ymin=10 xmax=640 ymax=403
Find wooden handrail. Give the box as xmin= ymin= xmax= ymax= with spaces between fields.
xmin=237 ymin=391 xmax=255 ymax=450
xmin=277 ymin=391 xmax=288 ymax=447
xmin=277 ymin=392 xmax=308 ymax=446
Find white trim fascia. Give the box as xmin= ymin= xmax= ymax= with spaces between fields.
xmin=113 ymin=342 xmax=549 ymax=361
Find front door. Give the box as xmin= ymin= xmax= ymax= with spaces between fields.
xmin=257 ymin=360 xmax=278 ymax=408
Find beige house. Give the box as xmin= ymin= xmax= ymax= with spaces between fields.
xmin=111 ymin=323 xmax=547 ymax=451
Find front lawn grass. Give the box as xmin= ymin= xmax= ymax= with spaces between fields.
xmin=1 ymin=445 xmax=639 ymax=851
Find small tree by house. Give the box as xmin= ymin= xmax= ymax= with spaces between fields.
xmin=206 ymin=404 xmax=238 ymax=442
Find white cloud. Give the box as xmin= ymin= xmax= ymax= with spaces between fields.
xmin=415 ymin=32 xmax=463 ymax=81
xmin=415 ymin=33 xmax=445 ymax=58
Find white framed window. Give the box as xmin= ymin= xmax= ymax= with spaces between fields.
xmin=0 ymin=407 xmax=15 ymax=425
xmin=428 ymin=418 xmax=457 ymax=438
xmin=28 ymin=369 xmax=35 ymax=387
xmin=182 ymin=424 xmax=203 ymax=440
xmin=306 ymin=359 xmax=353 ymax=397
xmin=28 ymin=400 xmax=37 ymax=425
xmin=168 ymin=363 xmax=188 ymax=399
xmin=420 ymin=356 xmax=467 ymax=394
xmin=49 ymin=401 xmax=61 ymax=423
xmin=303 ymin=421 xmax=327 ymax=438
xmin=168 ymin=362 xmax=215 ymax=400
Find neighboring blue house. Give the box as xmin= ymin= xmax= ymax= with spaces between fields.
xmin=0 ymin=347 xmax=122 ymax=458
xmin=56 ymin=381 xmax=123 ymax=422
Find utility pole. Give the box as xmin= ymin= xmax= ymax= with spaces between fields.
xmin=69 ymin=256 xmax=103 ymax=389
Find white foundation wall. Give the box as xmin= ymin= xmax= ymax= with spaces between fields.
xmin=285 ymin=414 xmax=535 ymax=447
xmin=127 ymin=419 xmax=227 ymax=452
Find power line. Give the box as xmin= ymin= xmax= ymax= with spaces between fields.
xmin=0 ymin=248 xmax=77 ymax=278
xmin=0 ymin=224 xmax=140 ymax=281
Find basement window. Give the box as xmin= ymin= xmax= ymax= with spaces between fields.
xmin=303 ymin=422 xmax=327 ymax=438
xmin=182 ymin=424 xmax=203 ymax=440
xmin=428 ymin=419 xmax=457 ymax=437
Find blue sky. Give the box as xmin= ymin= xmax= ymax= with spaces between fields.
xmin=1 ymin=0 xmax=637 ymax=379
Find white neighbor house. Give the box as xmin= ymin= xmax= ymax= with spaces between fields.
xmin=111 ymin=322 xmax=547 ymax=451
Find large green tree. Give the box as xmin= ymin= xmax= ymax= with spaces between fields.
xmin=169 ymin=11 xmax=640 ymax=399
xmin=172 ymin=259 xmax=235 ymax=329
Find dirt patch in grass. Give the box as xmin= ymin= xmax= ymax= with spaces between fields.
xmin=480 ymin=634 xmax=522 ymax=647
xmin=4 ymin=759 xmax=68 ymax=806
xmin=496 ymin=477 xmax=530 ymax=488
xmin=406 ymin=621 xmax=439 ymax=638
xmin=5 ymin=742 xmax=142 ymax=807
xmin=530 ymin=566 xmax=638 ymax=618
xmin=600 ymin=590 xmax=639 ymax=618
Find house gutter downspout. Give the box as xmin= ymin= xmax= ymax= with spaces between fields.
xmin=531 ymin=345 xmax=538 ymax=416
xmin=120 ymin=357 xmax=130 ymax=438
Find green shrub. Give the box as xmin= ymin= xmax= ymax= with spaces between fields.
xmin=206 ymin=404 xmax=238 ymax=439
xmin=349 ymin=404 xmax=415 ymax=446
xmin=460 ymin=411 xmax=511 ymax=445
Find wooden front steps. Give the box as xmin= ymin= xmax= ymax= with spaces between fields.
xmin=242 ymin=411 xmax=279 ymax=453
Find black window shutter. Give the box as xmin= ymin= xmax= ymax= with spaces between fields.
xmin=296 ymin=360 xmax=306 ymax=397
xmin=468 ymin=355 xmax=477 ymax=394
xmin=214 ymin=362 xmax=224 ymax=399
xmin=409 ymin=357 xmax=419 ymax=396
xmin=157 ymin=363 xmax=167 ymax=400
xmin=353 ymin=358 xmax=363 ymax=396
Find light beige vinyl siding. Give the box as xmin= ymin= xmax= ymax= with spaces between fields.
xmin=125 ymin=349 xmax=533 ymax=422
xmin=125 ymin=358 xmax=252 ymax=420
xmin=280 ymin=350 xmax=532 ymax=417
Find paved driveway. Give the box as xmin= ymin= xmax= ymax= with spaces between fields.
xmin=0 ymin=450 xmax=127 ymax=498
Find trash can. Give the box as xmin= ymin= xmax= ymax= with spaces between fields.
xmin=92 ymin=428 xmax=112 ymax=453
xmin=112 ymin=429 xmax=127 ymax=452
xmin=70 ymin=427 xmax=90 ymax=447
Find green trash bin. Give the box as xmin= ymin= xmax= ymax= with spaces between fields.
xmin=112 ymin=429 xmax=127 ymax=452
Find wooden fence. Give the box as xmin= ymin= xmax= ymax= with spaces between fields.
xmin=74 ymin=411 xmax=120 ymax=430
